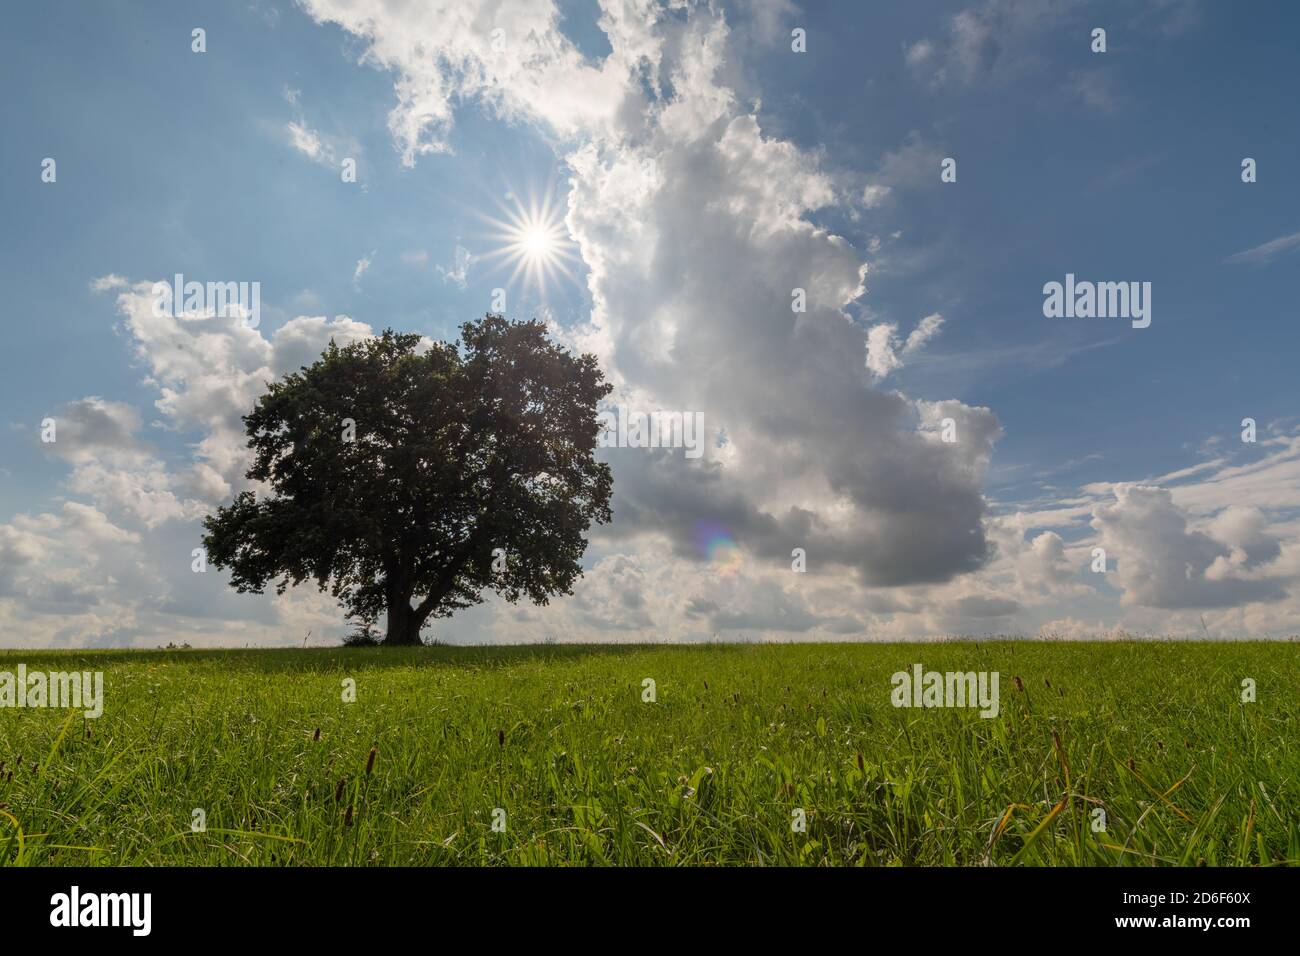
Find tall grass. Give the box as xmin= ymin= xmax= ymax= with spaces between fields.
xmin=0 ymin=641 xmax=1296 ymax=865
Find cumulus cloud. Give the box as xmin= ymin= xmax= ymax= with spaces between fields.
xmin=0 ymin=504 xmax=145 ymax=624
xmin=36 ymin=396 xmax=206 ymax=527
xmin=299 ymin=0 xmax=638 ymax=166
xmin=272 ymin=314 xmax=373 ymax=375
xmin=323 ymin=1 xmax=986 ymax=591
xmin=568 ymin=554 xmax=657 ymax=631
xmin=40 ymin=397 xmax=143 ymax=463
xmin=288 ymin=0 xmax=1007 ymax=622
xmin=943 ymin=594 xmax=1021 ymax=620
xmin=0 ymin=280 xmax=382 ymax=646
xmin=1091 ymin=485 xmax=1287 ymax=609
xmin=964 ymin=432 xmax=1300 ymax=637
xmin=11 ymin=0 xmax=1291 ymax=646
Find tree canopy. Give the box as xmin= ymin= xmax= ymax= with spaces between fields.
xmin=202 ymin=315 xmax=613 ymax=645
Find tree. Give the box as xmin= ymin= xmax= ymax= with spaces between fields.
xmin=202 ymin=316 xmax=613 ymax=646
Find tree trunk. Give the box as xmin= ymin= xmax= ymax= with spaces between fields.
xmin=383 ymin=599 xmax=424 ymax=646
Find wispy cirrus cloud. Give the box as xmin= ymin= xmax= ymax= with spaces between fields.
xmin=1223 ymin=230 xmax=1300 ymax=266
xmin=436 ymin=245 xmax=474 ymax=289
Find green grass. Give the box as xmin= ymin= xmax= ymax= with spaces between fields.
xmin=0 ymin=641 xmax=1296 ymax=866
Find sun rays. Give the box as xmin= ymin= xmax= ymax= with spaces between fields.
xmin=478 ymin=186 xmax=582 ymax=301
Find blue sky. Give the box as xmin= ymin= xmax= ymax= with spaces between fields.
xmin=2 ymin=0 xmax=1298 ymax=646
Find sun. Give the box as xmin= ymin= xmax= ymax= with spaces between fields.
xmin=521 ymin=226 xmax=556 ymax=261
xmin=478 ymin=186 xmax=580 ymax=299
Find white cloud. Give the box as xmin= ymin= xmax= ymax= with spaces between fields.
xmin=905 ymin=0 xmax=1083 ymax=87
xmin=865 ymin=313 xmax=944 ymax=380
xmin=1070 ymin=68 xmax=1120 ymax=112
xmin=904 ymin=39 xmax=934 ymax=67
xmin=283 ymin=94 xmax=358 ymax=172
xmin=0 ymin=281 xmax=384 ymax=646
xmin=861 ymin=184 xmax=892 ymax=208
xmin=865 ymin=323 xmax=903 ymax=379
xmin=40 ymin=396 xmax=142 ymax=463
xmin=299 ymin=0 xmax=640 ymax=165
xmin=904 ymin=312 xmax=944 ymax=354
xmin=436 ymin=245 xmax=474 ymax=289
xmin=353 ymin=253 xmax=374 ymax=290
xmin=272 ymin=0 xmax=1002 ymax=621
xmin=1223 ymin=230 xmax=1300 ymax=267
xmin=287 ymin=120 xmax=326 ymax=161
xmin=13 ymin=2 xmax=1285 ymax=646
xmin=1091 ymin=485 xmax=1288 ymax=609
xmin=89 ymin=274 xmax=128 ymax=292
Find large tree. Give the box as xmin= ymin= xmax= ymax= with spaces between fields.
xmin=202 ymin=316 xmax=613 ymax=646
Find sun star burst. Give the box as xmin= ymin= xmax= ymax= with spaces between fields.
xmin=479 ymin=186 xmax=580 ymax=301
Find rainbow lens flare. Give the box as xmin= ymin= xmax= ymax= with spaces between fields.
xmin=695 ymin=521 xmax=743 ymax=574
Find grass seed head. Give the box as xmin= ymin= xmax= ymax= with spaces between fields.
xmin=366 ymin=746 xmax=377 ymax=775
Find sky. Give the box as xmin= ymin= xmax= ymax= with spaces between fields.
xmin=1 ymin=0 xmax=1298 ymax=647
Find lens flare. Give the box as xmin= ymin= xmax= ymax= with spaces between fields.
xmin=479 ymin=186 xmax=580 ymax=300
xmin=695 ymin=521 xmax=743 ymax=575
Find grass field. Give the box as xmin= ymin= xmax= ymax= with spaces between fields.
xmin=1 ymin=641 xmax=1297 ymax=866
